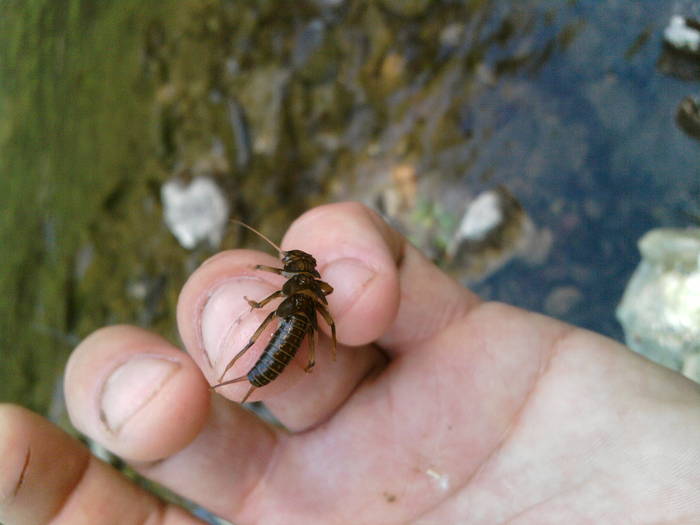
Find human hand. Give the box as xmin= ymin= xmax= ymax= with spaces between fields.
xmin=2 ymin=202 xmax=700 ymax=525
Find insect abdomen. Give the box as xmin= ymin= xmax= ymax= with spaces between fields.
xmin=247 ymin=313 xmax=310 ymax=387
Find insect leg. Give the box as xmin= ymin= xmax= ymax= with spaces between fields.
xmin=245 ymin=290 xmax=283 ymax=310
xmin=254 ymin=264 xmax=285 ymax=275
xmin=319 ymin=280 xmax=333 ymax=295
xmin=315 ymin=303 xmax=337 ymax=361
xmin=218 ymin=310 xmax=277 ymax=381
xmin=210 ymin=374 xmax=248 ymax=390
xmin=304 ymin=327 xmax=316 ymax=373
xmin=210 ymin=376 xmax=257 ymax=404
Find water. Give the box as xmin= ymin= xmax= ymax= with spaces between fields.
xmin=1 ymin=0 xmax=698 ymax=427
xmin=465 ymin=1 xmax=700 ymax=336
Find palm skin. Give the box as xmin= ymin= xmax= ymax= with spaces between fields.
xmin=1 ymin=202 xmax=699 ymax=525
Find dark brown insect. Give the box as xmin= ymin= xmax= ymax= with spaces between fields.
xmin=211 ymin=221 xmax=337 ymax=402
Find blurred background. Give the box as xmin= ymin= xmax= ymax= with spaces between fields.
xmin=1 ymin=1 xmax=699 ymax=516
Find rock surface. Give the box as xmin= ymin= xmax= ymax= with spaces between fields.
xmin=617 ymin=228 xmax=700 ymax=380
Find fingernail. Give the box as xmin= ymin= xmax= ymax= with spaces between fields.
xmin=200 ymin=277 xmax=277 ymax=371
xmin=99 ymin=356 xmax=179 ymax=434
xmin=321 ymin=258 xmax=376 ymax=316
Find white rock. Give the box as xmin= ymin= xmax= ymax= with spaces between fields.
xmin=616 ymin=228 xmax=700 ymax=374
xmin=161 ymin=176 xmax=229 ymax=249
xmin=664 ymin=16 xmax=700 ymax=54
xmin=455 ymin=191 xmax=503 ymax=242
xmin=447 ymin=187 xmax=542 ymax=283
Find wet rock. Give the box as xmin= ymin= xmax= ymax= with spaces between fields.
xmin=127 ymin=274 xmax=168 ymax=326
xmin=658 ymin=16 xmax=700 ymax=80
xmin=74 ymin=243 xmax=95 ymax=280
xmin=683 ymin=353 xmax=700 ymax=384
xmin=452 ymin=190 xmax=505 ymax=242
xmin=439 ymin=23 xmax=465 ymax=50
xmin=161 ymin=176 xmax=229 ymax=249
xmin=544 ymin=286 xmax=583 ymax=317
xmin=291 ymin=18 xmax=342 ymax=84
xmin=292 ymin=20 xmax=326 ymax=72
xmin=227 ymin=99 xmax=252 ymax=169
xmin=676 ymin=96 xmax=700 ymax=141
xmin=191 ymin=139 xmax=230 ymax=178
xmin=233 ymin=67 xmax=290 ymax=155
xmin=447 ymin=187 xmax=543 ymax=282
xmin=380 ymin=162 xmax=418 ymax=217
xmin=374 ymin=176 xmax=551 ymax=284
xmin=616 ymin=228 xmax=700 ymax=376
xmin=663 ymin=16 xmax=700 ymax=55
xmin=657 ymin=47 xmax=700 ymax=80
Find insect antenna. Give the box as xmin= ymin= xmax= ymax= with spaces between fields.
xmin=232 ymin=219 xmax=284 ymax=255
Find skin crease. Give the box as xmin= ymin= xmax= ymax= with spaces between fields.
xmin=1 ymin=201 xmax=700 ymax=525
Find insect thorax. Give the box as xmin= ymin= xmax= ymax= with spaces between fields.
xmin=282 ymin=250 xmax=320 ymax=276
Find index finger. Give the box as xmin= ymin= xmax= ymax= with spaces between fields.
xmin=281 ymin=202 xmax=482 ymax=352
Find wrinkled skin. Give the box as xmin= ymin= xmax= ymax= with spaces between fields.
xmin=2 ymin=202 xmax=700 ymax=525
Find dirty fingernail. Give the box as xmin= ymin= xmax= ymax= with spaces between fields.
xmin=200 ymin=277 xmax=276 ymax=369
xmin=322 ymin=258 xmax=376 ymax=316
xmin=99 ymin=357 xmax=179 ymax=434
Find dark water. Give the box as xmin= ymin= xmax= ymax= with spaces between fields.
xmin=466 ymin=1 xmax=700 ymax=337
xmin=2 ymin=0 xmax=699 ymax=418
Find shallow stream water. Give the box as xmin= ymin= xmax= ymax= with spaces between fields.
xmin=2 ymin=0 xmax=698 ymax=428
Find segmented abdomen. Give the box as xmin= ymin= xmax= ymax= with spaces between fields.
xmin=247 ymin=313 xmax=310 ymax=387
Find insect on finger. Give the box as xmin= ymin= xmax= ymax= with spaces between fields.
xmin=210 ymin=221 xmax=338 ymax=402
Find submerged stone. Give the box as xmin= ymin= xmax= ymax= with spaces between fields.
xmin=663 ymin=16 xmax=700 ymax=55
xmin=161 ymin=176 xmax=229 ymax=249
xmin=676 ymin=96 xmax=700 ymax=141
xmin=658 ymin=16 xmax=700 ymax=80
xmin=447 ymin=186 xmax=548 ymax=283
xmin=616 ymin=228 xmax=700 ymax=380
